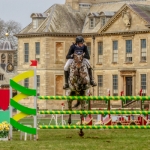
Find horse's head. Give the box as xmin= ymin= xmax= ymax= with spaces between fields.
xmin=73 ymin=51 xmax=84 ymax=68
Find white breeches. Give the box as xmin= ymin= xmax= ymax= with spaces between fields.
xmin=64 ymin=59 xmax=90 ymax=71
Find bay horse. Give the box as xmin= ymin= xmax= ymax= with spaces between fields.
xmin=65 ymin=51 xmax=91 ymax=136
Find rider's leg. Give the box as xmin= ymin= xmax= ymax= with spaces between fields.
xmin=84 ymin=59 xmax=97 ymax=87
xmin=88 ymin=68 xmax=97 ymax=87
xmin=63 ymin=59 xmax=73 ymax=89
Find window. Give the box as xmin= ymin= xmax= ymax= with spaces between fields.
xmin=98 ymin=75 xmax=103 ymax=95
xmin=1 ymin=54 xmax=6 ymax=63
xmin=101 ymin=17 xmax=106 ymax=26
xmin=141 ymin=74 xmax=146 ymax=96
xmin=79 ymin=3 xmax=91 ymax=8
xmin=37 ymin=75 xmax=40 ymax=87
xmin=33 ymin=19 xmax=38 ymax=29
xmin=56 ymin=75 xmax=63 ymax=96
xmin=24 ymin=78 xmax=29 ymax=88
xmin=141 ymin=39 xmax=146 ymax=61
xmin=86 ymin=43 xmax=91 ymax=55
xmin=56 ymin=42 xmax=64 ymax=64
xmin=98 ymin=42 xmax=103 ymax=63
xmin=0 ymin=74 xmax=4 ymax=80
xmin=37 ymin=75 xmax=40 ymax=96
xmin=113 ymin=75 xmax=118 ymax=96
xmin=90 ymin=18 xmax=94 ymax=28
xmin=113 ymin=41 xmax=118 ymax=63
xmin=24 ymin=43 xmax=29 ymax=63
xmin=8 ymin=53 xmax=13 ymax=64
xmin=126 ymin=40 xmax=132 ymax=62
xmin=35 ymin=42 xmax=40 ymax=55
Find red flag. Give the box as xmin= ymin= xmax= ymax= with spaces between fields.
xmin=140 ymin=89 xmax=142 ymax=96
xmin=0 ymin=89 xmax=9 ymax=110
xmin=30 ymin=60 xmax=37 ymax=66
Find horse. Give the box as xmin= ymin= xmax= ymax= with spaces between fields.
xmin=65 ymin=51 xmax=91 ymax=136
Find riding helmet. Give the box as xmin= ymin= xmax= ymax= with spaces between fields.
xmin=76 ymin=36 xmax=84 ymax=44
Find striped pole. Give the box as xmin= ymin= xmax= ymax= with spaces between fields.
xmin=39 ymin=125 xmax=150 ymax=129
xmin=38 ymin=110 xmax=150 ymax=115
xmin=38 ymin=96 xmax=150 ymax=101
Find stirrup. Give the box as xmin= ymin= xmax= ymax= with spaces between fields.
xmin=63 ymin=83 xmax=69 ymax=89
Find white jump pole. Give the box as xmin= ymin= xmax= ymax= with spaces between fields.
xmin=9 ymin=81 xmax=12 ymax=140
xmin=33 ymin=67 xmax=37 ymax=140
xmin=61 ymin=103 xmax=65 ymax=125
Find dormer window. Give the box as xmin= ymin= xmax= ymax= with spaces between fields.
xmin=31 ymin=13 xmax=47 ymax=29
xmin=100 ymin=11 xmax=115 ymax=27
xmin=101 ymin=17 xmax=106 ymax=27
xmin=88 ymin=12 xmax=100 ymax=29
xmin=90 ymin=18 xmax=95 ymax=28
xmin=33 ymin=19 xmax=38 ymax=29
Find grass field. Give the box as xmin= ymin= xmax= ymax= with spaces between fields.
xmin=0 ymin=118 xmax=150 ymax=150
xmin=0 ymin=129 xmax=150 ymax=150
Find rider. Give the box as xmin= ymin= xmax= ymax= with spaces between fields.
xmin=63 ymin=36 xmax=97 ymax=89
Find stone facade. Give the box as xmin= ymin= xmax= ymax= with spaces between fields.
xmin=0 ymin=34 xmax=17 ymax=87
xmin=16 ymin=0 xmax=150 ymax=110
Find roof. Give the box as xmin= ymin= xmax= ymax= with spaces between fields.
xmin=129 ymin=4 xmax=150 ymax=23
xmin=30 ymin=13 xmax=47 ymax=18
xmin=88 ymin=12 xmax=100 ymax=17
xmin=0 ymin=38 xmax=15 ymax=51
xmin=82 ymin=2 xmax=125 ymax=33
xmin=18 ymin=0 xmax=150 ymax=36
xmin=100 ymin=11 xmax=115 ymax=17
xmin=20 ymin=4 xmax=88 ymax=34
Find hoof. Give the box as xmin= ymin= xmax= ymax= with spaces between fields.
xmin=79 ymin=130 xmax=84 ymax=137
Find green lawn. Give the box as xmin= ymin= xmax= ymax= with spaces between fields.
xmin=0 ymin=129 xmax=150 ymax=150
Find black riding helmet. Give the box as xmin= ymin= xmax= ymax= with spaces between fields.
xmin=76 ymin=36 xmax=84 ymax=44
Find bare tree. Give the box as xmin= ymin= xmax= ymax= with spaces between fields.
xmin=0 ymin=19 xmax=22 ymax=66
xmin=0 ymin=19 xmax=21 ymax=49
xmin=0 ymin=19 xmax=5 ymax=41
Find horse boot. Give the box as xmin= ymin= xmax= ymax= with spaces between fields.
xmin=63 ymin=71 xmax=69 ymax=89
xmin=88 ymin=68 xmax=97 ymax=87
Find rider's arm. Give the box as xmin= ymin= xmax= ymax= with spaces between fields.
xmin=66 ymin=45 xmax=74 ymax=59
xmin=83 ymin=45 xmax=90 ymax=60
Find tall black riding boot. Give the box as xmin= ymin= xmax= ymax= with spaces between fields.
xmin=88 ymin=68 xmax=97 ymax=87
xmin=63 ymin=71 xmax=69 ymax=89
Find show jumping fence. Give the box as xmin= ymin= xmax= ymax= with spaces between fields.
xmin=38 ymin=96 xmax=150 ymax=129
xmin=39 ymin=110 xmax=150 ymax=115
xmin=38 ymin=96 xmax=150 ymax=101
xmin=39 ymin=125 xmax=150 ymax=129
xmin=9 ymin=66 xmax=150 ymax=140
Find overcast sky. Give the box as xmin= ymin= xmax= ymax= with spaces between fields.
xmin=0 ymin=0 xmax=65 ymax=28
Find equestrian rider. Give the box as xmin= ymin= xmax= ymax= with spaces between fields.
xmin=63 ymin=36 xmax=97 ymax=89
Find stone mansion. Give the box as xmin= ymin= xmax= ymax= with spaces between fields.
xmin=16 ymin=0 xmax=150 ymax=109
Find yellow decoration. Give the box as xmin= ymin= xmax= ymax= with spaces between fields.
xmin=13 ymin=112 xmax=28 ymax=121
xmin=12 ymin=70 xmax=34 ymax=83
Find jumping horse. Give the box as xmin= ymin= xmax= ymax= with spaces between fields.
xmin=65 ymin=51 xmax=91 ymax=136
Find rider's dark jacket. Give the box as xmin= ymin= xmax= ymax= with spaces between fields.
xmin=66 ymin=44 xmax=90 ymax=59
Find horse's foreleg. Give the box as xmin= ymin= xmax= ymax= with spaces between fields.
xmin=68 ymin=100 xmax=72 ymax=125
xmin=79 ymin=100 xmax=85 ymax=137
